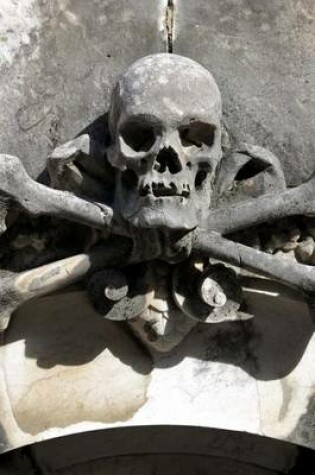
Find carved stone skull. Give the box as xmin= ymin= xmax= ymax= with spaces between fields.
xmin=107 ymin=54 xmax=222 ymax=230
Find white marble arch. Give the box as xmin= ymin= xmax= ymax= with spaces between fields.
xmin=0 ymin=277 xmax=314 ymax=455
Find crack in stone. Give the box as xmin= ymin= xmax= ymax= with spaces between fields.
xmin=164 ymin=0 xmax=175 ymax=53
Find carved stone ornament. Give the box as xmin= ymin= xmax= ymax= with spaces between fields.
xmin=1 ymin=53 xmax=315 ymax=353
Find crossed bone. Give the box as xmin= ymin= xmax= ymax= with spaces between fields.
xmin=1 ymin=153 xmax=315 ymax=328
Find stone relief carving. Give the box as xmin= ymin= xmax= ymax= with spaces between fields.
xmin=0 ymin=53 xmax=315 ymax=352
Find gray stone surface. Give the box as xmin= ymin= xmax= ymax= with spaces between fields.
xmin=1 ymin=0 xmax=315 ymax=461
xmin=0 ymin=0 xmax=164 ymax=179
xmin=175 ymin=0 xmax=315 ymax=186
xmin=1 ymin=0 xmax=313 ymax=186
xmin=107 ymin=53 xmax=222 ymax=231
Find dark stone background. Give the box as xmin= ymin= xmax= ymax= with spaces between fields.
xmin=0 ymin=0 xmax=313 ymax=185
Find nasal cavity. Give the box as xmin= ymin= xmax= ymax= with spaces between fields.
xmin=155 ymin=147 xmax=182 ymax=174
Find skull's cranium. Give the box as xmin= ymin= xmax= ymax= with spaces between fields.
xmin=108 ymin=54 xmax=222 ymax=230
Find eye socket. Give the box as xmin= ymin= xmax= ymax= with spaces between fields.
xmin=120 ymin=121 xmax=156 ymax=152
xmin=179 ymin=121 xmax=216 ymax=148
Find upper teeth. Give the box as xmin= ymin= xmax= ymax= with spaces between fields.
xmin=140 ymin=179 xmax=190 ymax=197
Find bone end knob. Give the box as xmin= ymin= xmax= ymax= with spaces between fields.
xmin=103 ymin=271 xmax=129 ymax=302
xmin=199 ymin=276 xmax=227 ymax=307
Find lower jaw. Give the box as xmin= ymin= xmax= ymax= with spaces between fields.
xmin=123 ymin=203 xmax=199 ymax=231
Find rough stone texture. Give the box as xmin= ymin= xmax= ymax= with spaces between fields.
xmin=2 ymin=0 xmax=314 ymax=185
xmin=1 ymin=0 xmax=315 ymax=464
xmin=0 ymin=0 xmax=164 ymax=179
xmin=175 ymin=0 xmax=315 ymax=186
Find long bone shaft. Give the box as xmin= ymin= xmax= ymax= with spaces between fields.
xmin=195 ymin=231 xmax=315 ymax=294
xmin=0 ymin=154 xmax=113 ymax=230
xmin=207 ymin=173 xmax=315 ymax=235
xmin=0 ymin=254 xmax=91 ymax=330
xmin=0 ymin=238 xmax=132 ymax=330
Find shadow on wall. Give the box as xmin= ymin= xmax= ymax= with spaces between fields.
xmin=2 ymin=291 xmax=153 ymax=433
xmin=4 ymin=289 xmax=152 ymax=375
xmin=156 ymin=278 xmax=314 ymax=381
xmin=0 ymin=422 xmax=10 ymax=454
xmin=2 ymin=277 xmax=314 ymax=383
xmin=36 ymin=113 xmax=110 ymax=186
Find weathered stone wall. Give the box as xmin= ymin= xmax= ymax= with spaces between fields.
xmin=0 ymin=0 xmax=164 ymax=178
xmin=0 ymin=0 xmax=314 ymax=466
xmin=176 ymin=0 xmax=315 ymax=185
xmin=0 ymin=1 xmax=314 ymax=184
